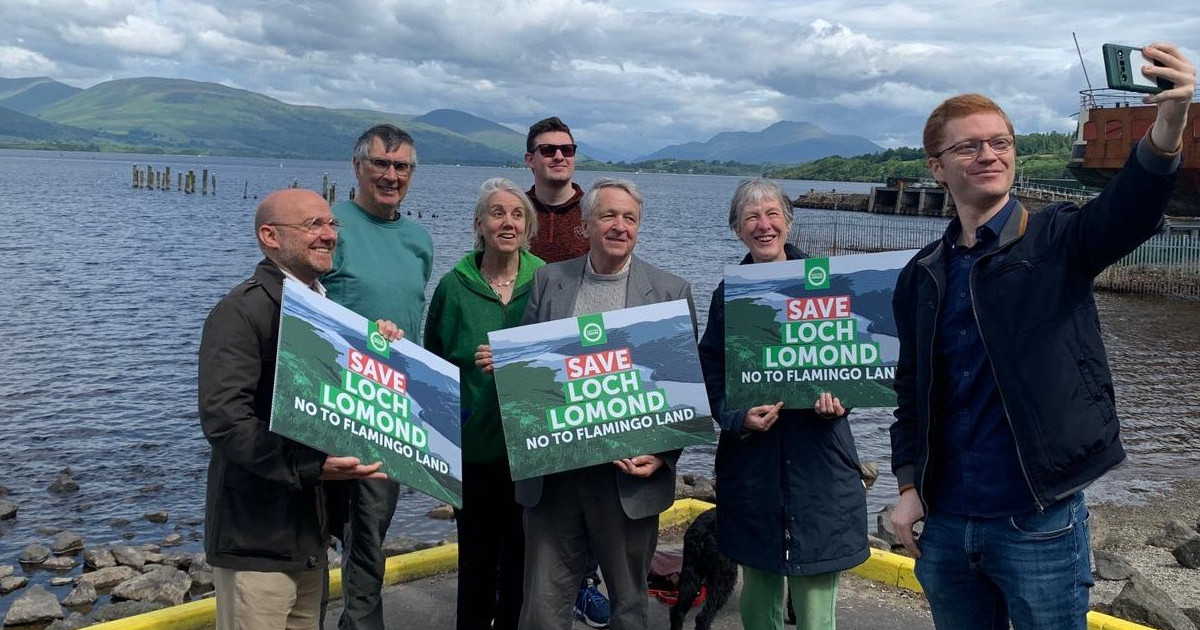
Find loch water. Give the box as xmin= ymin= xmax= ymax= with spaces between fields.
xmin=1 ymin=149 xmax=1197 ymax=612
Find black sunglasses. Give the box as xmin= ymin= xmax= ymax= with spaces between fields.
xmin=533 ymin=143 xmax=577 ymax=158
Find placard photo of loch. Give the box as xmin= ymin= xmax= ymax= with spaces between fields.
xmin=723 ymin=250 xmax=918 ymax=410
xmin=489 ymin=300 xmax=715 ymax=481
xmin=270 ymin=278 xmax=463 ymax=507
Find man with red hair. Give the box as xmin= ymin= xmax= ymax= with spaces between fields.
xmin=889 ymin=43 xmax=1194 ymax=629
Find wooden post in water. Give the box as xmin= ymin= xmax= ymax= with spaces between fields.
xmin=211 ymin=176 xmax=217 ymax=195
xmin=132 ymin=165 xmax=139 ymax=188
xmin=349 ymin=186 xmax=356 ymax=201
xmin=329 ymin=182 xmax=337 ymax=203
xmin=322 ymin=173 xmax=330 ymax=200
xmin=164 ymin=166 xmax=171 ymax=190
xmin=146 ymin=165 xmax=154 ymax=191
xmin=177 ymin=173 xmax=183 ymax=192
xmin=187 ymin=170 xmax=196 ymax=194
xmin=243 ymin=181 xmax=249 ymax=199
xmin=202 ymin=167 xmax=209 ymax=195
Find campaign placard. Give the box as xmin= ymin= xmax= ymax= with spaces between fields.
xmin=271 ymin=278 xmax=463 ymax=507
xmin=723 ymin=250 xmax=918 ymax=410
xmin=489 ymin=300 xmax=715 ymax=481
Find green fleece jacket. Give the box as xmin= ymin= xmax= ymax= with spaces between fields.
xmin=424 ymin=249 xmax=545 ymax=464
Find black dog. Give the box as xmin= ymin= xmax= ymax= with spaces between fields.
xmin=669 ymin=508 xmax=738 ymax=630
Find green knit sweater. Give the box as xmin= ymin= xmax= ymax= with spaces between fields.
xmin=423 ymin=249 xmax=545 ymax=464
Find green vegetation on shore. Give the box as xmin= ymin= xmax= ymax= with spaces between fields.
xmin=764 ymin=132 xmax=1073 ymax=182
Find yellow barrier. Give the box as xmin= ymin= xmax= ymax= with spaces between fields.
xmin=79 ymin=498 xmax=1157 ymax=630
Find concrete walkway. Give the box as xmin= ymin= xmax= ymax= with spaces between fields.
xmin=323 ymin=564 xmax=935 ymax=630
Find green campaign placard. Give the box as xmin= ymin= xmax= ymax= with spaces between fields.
xmin=270 ymin=278 xmax=463 ymax=507
xmin=723 ymin=250 xmax=918 ymax=410
xmin=489 ymin=300 xmax=715 ymax=481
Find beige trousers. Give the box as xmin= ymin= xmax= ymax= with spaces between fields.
xmin=214 ymin=566 xmax=324 ymax=630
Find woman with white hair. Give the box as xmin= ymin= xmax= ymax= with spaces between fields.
xmin=424 ymin=178 xmax=544 ymax=630
xmin=697 ymin=178 xmax=868 ymax=630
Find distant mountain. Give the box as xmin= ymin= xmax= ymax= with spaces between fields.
xmin=0 ymin=77 xmax=81 ymax=115
xmin=637 ymin=121 xmax=883 ymax=164
xmin=0 ymin=105 xmax=98 ymax=143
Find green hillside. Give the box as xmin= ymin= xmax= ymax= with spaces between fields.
xmin=34 ymin=77 xmax=517 ymax=163
xmin=0 ymin=77 xmax=81 ymax=114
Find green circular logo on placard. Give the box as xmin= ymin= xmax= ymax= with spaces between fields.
xmin=807 ymin=265 xmax=828 ymax=286
xmin=368 ymin=331 xmax=389 ymax=353
xmin=581 ymin=322 xmax=604 ymax=344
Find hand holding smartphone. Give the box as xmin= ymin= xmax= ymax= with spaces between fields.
xmin=1103 ymin=43 xmax=1175 ymax=93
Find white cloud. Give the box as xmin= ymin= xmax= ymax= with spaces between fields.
xmin=0 ymin=0 xmax=1193 ymax=156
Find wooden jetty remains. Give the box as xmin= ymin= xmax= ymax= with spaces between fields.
xmin=131 ymin=164 xmax=216 ymax=195
xmin=792 ymin=177 xmax=1097 ymax=217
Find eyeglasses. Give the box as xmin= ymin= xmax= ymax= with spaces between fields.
xmin=934 ymin=136 xmax=1015 ymax=160
xmin=269 ymin=218 xmax=341 ymax=234
xmin=364 ymin=156 xmax=414 ymax=175
xmin=532 ymin=143 xmax=577 ymax=158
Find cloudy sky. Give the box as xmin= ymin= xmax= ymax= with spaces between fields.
xmin=0 ymin=0 xmax=1193 ymax=157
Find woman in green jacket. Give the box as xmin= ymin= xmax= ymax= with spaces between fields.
xmin=424 ymin=178 xmax=544 ymax=630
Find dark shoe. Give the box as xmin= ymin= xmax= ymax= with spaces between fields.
xmin=573 ymin=578 xmax=611 ymax=628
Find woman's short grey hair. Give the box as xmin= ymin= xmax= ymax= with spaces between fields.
xmin=473 ymin=178 xmax=538 ymax=251
xmin=581 ymin=177 xmax=644 ymax=222
xmin=353 ymin=124 xmax=418 ymax=166
xmin=728 ymin=178 xmax=794 ymax=231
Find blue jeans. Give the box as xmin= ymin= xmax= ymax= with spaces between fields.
xmin=914 ymin=492 xmax=1093 ymax=630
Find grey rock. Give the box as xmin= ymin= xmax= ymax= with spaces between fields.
xmin=3 ymin=584 xmax=64 ymax=625
xmin=189 ymin=569 xmax=214 ymax=589
xmin=1146 ymin=520 xmax=1200 ymax=549
xmin=1185 ymin=609 xmax=1200 ymax=628
xmin=91 ymin=600 xmax=166 ymax=621
xmin=51 ymin=531 xmax=84 ymax=554
xmin=46 ymin=612 xmax=91 ymax=630
xmin=144 ymin=551 xmax=165 ymax=564
xmin=876 ymin=506 xmax=898 ymax=548
xmin=0 ymin=564 xmax=13 ymax=578
xmin=425 ymin=504 xmax=454 ymax=520
xmin=144 ymin=511 xmax=169 ymax=524
xmin=42 ymin=555 xmax=78 ymax=571
xmin=49 ymin=577 xmax=74 ymax=586
xmin=1 ymin=575 xmax=29 ymax=594
xmin=137 ymin=543 xmax=161 ymax=553
xmin=0 ymin=485 xmax=8 ymax=496
xmin=189 ymin=553 xmax=212 ymax=573
xmin=860 ymin=461 xmax=879 ymax=490
xmin=141 ymin=563 xmax=165 ymax=573
xmin=327 ymin=547 xmax=342 ymax=567
xmin=111 ymin=565 xmax=192 ymax=605
xmin=162 ymin=533 xmax=183 ymax=546
xmin=382 ymin=535 xmax=425 ymax=556
xmin=178 ymin=516 xmax=203 ymax=527
xmin=19 ymin=542 xmax=52 ymax=565
xmin=48 ymin=468 xmax=80 ymax=494
xmin=138 ymin=483 xmax=164 ymax=494
xmin=107 ymin=517 xmax=131 ymax=528
xmin=76 ymin=565 xmax=138 ymax=589
xmin=161 ymin=552 xmax=193 ymax=569
xmin=84 ymin=547 xmax=117 ymax=569
xmin=111 ymin=544 xmax=148 ymax=569
xmin=1110 ymin=575 xmax=1198 ymax=630
xmin=867 ymin=535 xmax=890 ymax=551
xmin=677 ymin=474 xmax=717 ymax=502
xmin=0 ymin=499 xmax=17 ymax=520
xmin=1172 ymin=537 xmax=1200 ymax=569
xmin=62 ymin=581 xmax=98 ymax=606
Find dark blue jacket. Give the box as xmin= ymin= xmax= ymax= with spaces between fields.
xmin=890 ymin=140 xmax=1178 ymax=510
xmin=699 ymin=244 xmax=869 ymax=576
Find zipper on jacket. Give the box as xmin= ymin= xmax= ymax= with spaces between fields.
xmin=970 ymin=250 xmax=1044 ymax=512
xmin=916 ymin=262 xmax=941 ymax=517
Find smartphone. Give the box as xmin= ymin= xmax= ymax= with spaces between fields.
xmin=1103 ymin=43 xmax=1174 ymax=94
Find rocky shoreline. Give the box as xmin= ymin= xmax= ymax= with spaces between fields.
xmin=1 ymin=474 xmax=1197 ymax=629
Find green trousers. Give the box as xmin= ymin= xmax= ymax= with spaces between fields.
xmin=738 ymin=565 xmax=839 ymax=630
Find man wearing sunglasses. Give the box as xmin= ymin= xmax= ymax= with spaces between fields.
xmin=323 ymin=124 xmax=434 ymax=630
xmin=889 ymin=44 xmax=1194 ymax=629
xmin=525 ymin=117 xmax=590 ymax=264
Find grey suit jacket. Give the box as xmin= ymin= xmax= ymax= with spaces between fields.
xmin=514 ymin=253 xmax=696 ymax=520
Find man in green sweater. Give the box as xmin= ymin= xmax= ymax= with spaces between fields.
xmin=323 ymin=124 xmax=434 ymax=630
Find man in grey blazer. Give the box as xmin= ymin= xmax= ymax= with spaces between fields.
xmin=515 ymin=178 xmax=696 ymax=630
